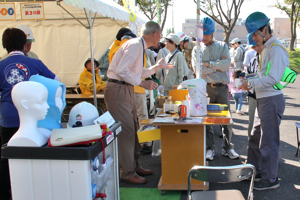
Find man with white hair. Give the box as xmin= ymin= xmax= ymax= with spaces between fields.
xmin=105 ymin=21 xmax=173 ymax=184
xmin=1 ymin=25 xmax=38 ymax=60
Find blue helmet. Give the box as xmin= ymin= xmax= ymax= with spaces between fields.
xmin=247 ymin=33 xmax=257 ymax=47
xmin=201 ymin=17 xmax=215 ymax=35
xmin=245 ymin=12 xmax=270 ymax=34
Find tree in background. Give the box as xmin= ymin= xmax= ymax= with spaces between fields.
xmin=166 ymin=28 xmax=174 ymax=35
xmin=193 ymin=0 xmax=245 ymax=44
xmin=115 ymin=0 xmax=173 ymax=32
xmin=274 ymin=0 xmax=300 ymax=51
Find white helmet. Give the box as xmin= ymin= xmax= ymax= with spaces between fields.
xmin=175 ymin=32 xmax=187 ymax=42
xmin=67 ymin=101 xmax=99 ymax=128
xmin=16 ymin=25 xmax=35 ymax=42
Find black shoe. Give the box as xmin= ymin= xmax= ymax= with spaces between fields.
xmin=140 ymin=144 xmax=152 ymax=154
xmin=254 ymin=173 xmax=262 ymax=182
xmin=254 ymin=178 xmax=280 ymax=190
xmin=218 ymin=132 xmax=223 ymax=138
xmin=245 ymin=173 xmax=261 ymax=182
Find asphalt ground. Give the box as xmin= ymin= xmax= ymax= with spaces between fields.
xmin=120 ymin=78 xmax=300 ymax=200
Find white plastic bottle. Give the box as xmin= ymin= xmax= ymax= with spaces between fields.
xmin=182 ymin=100 xmax=190 ymax=118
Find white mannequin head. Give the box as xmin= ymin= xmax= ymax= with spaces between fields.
xmin=8 ymin=81 xmax=49 ymax=147
xmin=13 ymin=84 xmax=49 ymax=120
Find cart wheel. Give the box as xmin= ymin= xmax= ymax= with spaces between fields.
xmin=161 ymin=190 xmax=165 ymax=195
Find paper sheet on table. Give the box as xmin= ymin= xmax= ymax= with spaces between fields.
xmin=174 ymin=117 xmax=206 ymax=124
xmin=153 ymin=117 xmax=176 ymax=123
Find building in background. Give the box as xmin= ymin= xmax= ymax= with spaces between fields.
xmin=270 ymin=18 xmax=300 ymax=48
xmin=271 ymin=18 xmax=290 ymax=39
xmin=182 ymin=18 xmax=248 ymax=44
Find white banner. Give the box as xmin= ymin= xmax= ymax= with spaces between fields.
xmin=20 ymin=2 xmax=45 ymax=20
xmin=0 ymin=3 xmax=16 ymax=21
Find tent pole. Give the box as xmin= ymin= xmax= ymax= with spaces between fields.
xmin=196 ymin=0 xmax=202 ymax=77
xmin=88 ymin=10 xmax=98 ymax=108
xmin=57 ymin=1 xmax=88 ymax=28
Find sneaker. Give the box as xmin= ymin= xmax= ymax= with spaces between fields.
xmin=236 ymin=110 xmax=244 ymax=115
xmin=206 ymin=150 xmax=215 ymax=161
xmin=222 ymin=148 xmax=239 ymax=159
xmin=254 ymin=178 xmax=280 ymax=190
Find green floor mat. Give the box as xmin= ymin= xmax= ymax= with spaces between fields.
xmin=120 ymin=187 xmax=181 ymax=200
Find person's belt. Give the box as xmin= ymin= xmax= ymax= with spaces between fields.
xmin=208 ymin=83 xmax=226 ymax=88
xmin=108 ymin=78 xmax=132 ymax=86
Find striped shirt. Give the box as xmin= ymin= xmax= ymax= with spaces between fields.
xmin=107 ymin=37 xmax=156 ymax=86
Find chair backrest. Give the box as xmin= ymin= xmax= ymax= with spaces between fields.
xmin=75 ymin=86 xmax=81 ymax=94
xmin=187 ymin=164 xmax=255 ymax=200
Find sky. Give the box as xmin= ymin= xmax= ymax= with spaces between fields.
xmin=162 ymin=0 xmax=288 ymax=36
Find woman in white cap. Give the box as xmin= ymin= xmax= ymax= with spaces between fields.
xmin=163 ymin=33 xmax=190 ymax=96
xmin=230 ymin=38 xmax=245 ymax=72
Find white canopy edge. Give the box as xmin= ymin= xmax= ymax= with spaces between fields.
xmin=63 ymin=0 xmax=147 ymax=29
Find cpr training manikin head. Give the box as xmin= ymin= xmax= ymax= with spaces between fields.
xmin=8 ymin=81 xmax=49 ymax=147
xmin=29 ymin=75 xmax=66 ymax=131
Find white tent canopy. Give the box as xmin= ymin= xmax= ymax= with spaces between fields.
xmin=63 ymin=0 xmax=145 ymax=30
xmin=0 ymin=0 xmax=147 ymax=86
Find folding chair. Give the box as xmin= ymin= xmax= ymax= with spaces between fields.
xmin=187 ymin=164 xmax=255 ymax=200
xmin=75 ymin=86 xmax=81 ymax=94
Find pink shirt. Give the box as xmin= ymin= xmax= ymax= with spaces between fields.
xmin=107 ymin=37 xmax=156 ymax=86
xmin=230 ymin=78 xmax=242 ymax=94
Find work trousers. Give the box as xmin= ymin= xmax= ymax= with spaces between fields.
xmin=206 ymin=84 xmax=233 ymax=150
xmin=247 ymin=94 xmax=285 ymax=183
xmin=247 ymin=96 xmax=257 ymax=139
xmin=0 ymin=127 xmax=18 ymax=200
xmin=104 ymin=82 xmax=141 ymax=179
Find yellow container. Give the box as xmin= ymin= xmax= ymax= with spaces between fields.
xmin=169 ymin=89 xmax=189 ymax=102
xmin=137 ymin=126 xmax=161 ymax=143
xmin=207 ymin=110 xmax=229 ymax=116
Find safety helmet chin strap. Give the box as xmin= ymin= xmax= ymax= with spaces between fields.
xmin=257 ymin=23 xmax=269 ymax=44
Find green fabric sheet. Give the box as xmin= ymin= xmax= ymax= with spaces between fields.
xmin=120 ymin=187 xmax=181 ymax=200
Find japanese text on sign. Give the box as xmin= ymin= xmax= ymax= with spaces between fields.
xmin=0 ymin=3 xmax=16 ymax=21
xmin=20 ymin=2 xmax=44 ymax=20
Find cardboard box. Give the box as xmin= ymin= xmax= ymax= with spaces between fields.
xmin=155 ymin=96 xmax=168 ymax=108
